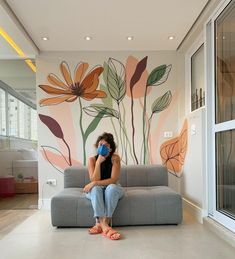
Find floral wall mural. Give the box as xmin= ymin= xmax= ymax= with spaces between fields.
xmin=38 ymin=53 xmax=181 ymax=174
xmin=160 ymin=119 xmax=188 ymax=177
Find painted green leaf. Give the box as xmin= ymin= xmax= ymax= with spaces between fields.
xmin=147 ymin=64 xmax=172 ymax=86
xmin=100 ymin=84 xmax=113 ymax=108
xmin=151 ymin=91 xmax=172 ymax=114
xmin=84 ymin=111 xmax=104 ymax=143
xmin=83 ymin=105 xmax=119 ymax=119
xmin=107 ymin=58 xmax=126 ymax=103
xmin=102 ymin=62 xmax=109 ymax=85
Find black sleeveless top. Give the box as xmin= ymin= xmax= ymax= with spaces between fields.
xmin=95 ymin=155 xmax=112 ymax=180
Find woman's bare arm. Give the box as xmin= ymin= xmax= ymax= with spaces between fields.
xmin=88 ymin=155 xmax=106 ymax=181
xmin=84 ymin=154 xmax=121 ymax=193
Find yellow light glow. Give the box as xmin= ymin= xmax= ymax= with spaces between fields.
xmin=25 ymin=59 xmax=36 ymax=73
xmin=0 ymin=27 xmax=36 ymax=72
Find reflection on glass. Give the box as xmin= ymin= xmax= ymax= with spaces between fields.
xmin=0 ymin=88 xmax=6 ymax=135
xmin=0 ymin=59 xmax=37 ymax=141
xmin=191 ymin=44 xmax=205 ymax=111
xmin=8 ymin=95 xmax=18 ymax=137
xmin=215 ymin=1 xmax=235 ymax=123
xmin=19 ymin=101 xmax=31 ymax=139
xmin=31 ymin=109 xmax=37 ymax=141
xmin=216 ymin=130 xmax=235 ymax=219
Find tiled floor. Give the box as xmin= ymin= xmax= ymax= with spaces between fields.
xmin=0 ymin=210 xmax=234 ymax=259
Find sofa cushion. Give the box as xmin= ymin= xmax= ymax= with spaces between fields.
xmin=64 ymin=165 xmax=168 ymax=188
xmin=120 ymin=165 xmax=168 ymax=187
xmin=113 ymin=186 xmax=182 ymax=226
xmin=51 ymin=186 xmax=182 ymax=227
xmin=51 ymin=188 xmax=94 ymax=227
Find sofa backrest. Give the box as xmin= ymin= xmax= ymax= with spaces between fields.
xmin=64 ymin=165 xmax=168 ymax=188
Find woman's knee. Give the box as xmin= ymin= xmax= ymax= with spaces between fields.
xmin=105 ymin=184 xmax=117 ymax=193
xmin=105 ymin=184 xmax=124 ymax=197
xmin=90 ymin=185 xmax=103 ymax=195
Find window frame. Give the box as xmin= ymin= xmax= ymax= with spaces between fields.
xmin=185 ymin=33 xmax=205 ymax=115
xmin=206 ymin=0 xmax=235 ymax=233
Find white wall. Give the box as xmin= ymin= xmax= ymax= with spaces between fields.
xmin=176 ymin=0 xmax=222 ymax=220
xmin=182 ymin=108 xmax=205 ymax=208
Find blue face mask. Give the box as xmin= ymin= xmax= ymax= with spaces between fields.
xmin=97 ymin=144 xmax=110 ymax=156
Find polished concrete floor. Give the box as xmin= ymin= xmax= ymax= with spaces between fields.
xmin=0 ymin=210 xmax=234 ymax=259
xmin=0 ymin=210 xmax=35 ymax=239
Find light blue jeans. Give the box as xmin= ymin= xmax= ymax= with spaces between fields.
xmin=86 ymin=184 xmax=124 ymax=218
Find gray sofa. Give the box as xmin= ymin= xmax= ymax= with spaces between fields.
xmin=51 ymin=165 xmax=182 ymax=227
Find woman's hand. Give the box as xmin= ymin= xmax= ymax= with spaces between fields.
xmin=83 ymin=181 xmax=97 ymax=193
xmin=96 ymin=155 xmax=106 ymax=165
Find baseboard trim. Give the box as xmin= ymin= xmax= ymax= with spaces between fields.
xmin=183 ymin=198 xmax=204 ymax=223
xmin=38 ymin=199 xmax=51 ymax=210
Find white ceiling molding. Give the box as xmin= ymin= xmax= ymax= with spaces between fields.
xmin=0 ymin=0 xmax=39 ymax=59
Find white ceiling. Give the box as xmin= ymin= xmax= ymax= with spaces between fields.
xmin=5 ymin=0 xmax=209 ymax=52
xmin=0 ymin=0 xmax=210 ymax=104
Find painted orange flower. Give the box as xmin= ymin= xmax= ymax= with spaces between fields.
xmin=160 ymin=120 xmax=188 ymax=177
xmin=39 ymin=61 xmax=106 ymax=106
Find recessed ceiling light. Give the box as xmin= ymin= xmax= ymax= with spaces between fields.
xmin=42 ymin=37 xmax=49 ymax=41
xmin=168 ymin=36 xmax=175 ymax=40
xmin=84 ymin=36 xmax=92 ymax=41
xmin=127 ymin=36 xmax=134 ymax=41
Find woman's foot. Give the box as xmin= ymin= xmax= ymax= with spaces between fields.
xmin=102 ymin=227 xmax=121 ymax=240
xmin=88 ymin=223 xmax=102 ymax=234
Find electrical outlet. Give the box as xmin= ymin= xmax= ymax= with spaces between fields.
xmin=46 ymin=179 xmax=57 ymax=186
xmin=164 ymin=131 xmax=173 ymax=138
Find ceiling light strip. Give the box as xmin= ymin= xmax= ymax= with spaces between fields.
xmin=0 ymin=27 xmax=36 ymax=72
xmin=25 ymin=59 xmax=36 ymax=73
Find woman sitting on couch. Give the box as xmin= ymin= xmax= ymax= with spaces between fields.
xmin=83 ymin=132 xmax=124 ymax=240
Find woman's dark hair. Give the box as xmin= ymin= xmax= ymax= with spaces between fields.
xmin=95 ymin=132 xmax=116 ymax=156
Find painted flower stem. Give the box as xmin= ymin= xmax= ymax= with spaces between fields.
xmin=130 ymin=89 xmax=139 ymax=164
xmin=117 ymin=104 xmax=124 ymax=162
xmin=79 ymin=97 xmax=86 ymax=165
xmin=110 ymin=117 xmax=119 ymax=151
xmin=146 ymin=113 xmax=154 ymax=163
xmin=121 ymin=102 xmax=128 ymax=163
xmin=120 ymin=118 xmax=136 ymax=164
xmin=142 ymin=85 xmax=149 ymax=164
xmin=62 ymin=138 xmax=72 ymax=166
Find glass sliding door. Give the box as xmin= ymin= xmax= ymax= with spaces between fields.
xmin=215 ymin=0 xmax=235 ymax=124
xmin=212 ymin=0 xmax=235 ymax=231
xmin=216 ymin=130 xmax=235 ymax=219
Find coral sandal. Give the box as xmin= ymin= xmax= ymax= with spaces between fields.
xmin=102 ymin=227 xmax=121 ymax=240
xmin=88 ymin=224 xmax=102 ymax=234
